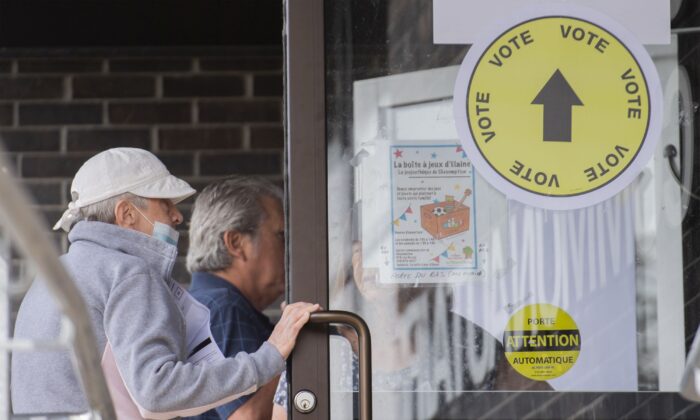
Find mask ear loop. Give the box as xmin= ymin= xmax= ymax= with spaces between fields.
xmin=131 ymin=203 xmax=155 ymax=228
xmin=132 ymin=203 xmax=180 ymax=246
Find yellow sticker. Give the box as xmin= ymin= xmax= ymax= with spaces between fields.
xmin=503 ymin=303 xmax=580 ymax=381
xmin=453 ymin=6 xmax=661 ymax=210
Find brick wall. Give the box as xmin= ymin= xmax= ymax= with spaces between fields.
xmin=0 ymin=47 xmax=283 ymax=286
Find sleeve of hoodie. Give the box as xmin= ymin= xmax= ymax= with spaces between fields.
xmin=103 ymin=272 xmax=285 ymax=418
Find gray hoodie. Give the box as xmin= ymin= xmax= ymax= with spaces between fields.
xmin=11 ymin=221 xmax=284 ymax=417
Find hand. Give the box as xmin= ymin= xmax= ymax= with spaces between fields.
xmin=267 ymin=302 xmax=321 ymax=359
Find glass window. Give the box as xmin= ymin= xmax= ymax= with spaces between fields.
xmin=322 ymin=1 xmax=700 ymax=418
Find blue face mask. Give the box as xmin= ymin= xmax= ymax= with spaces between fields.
xmin=133 ymin=205 xmax=180 ymax=247
xmin=152 ymin=221 xmax=179 ymax=246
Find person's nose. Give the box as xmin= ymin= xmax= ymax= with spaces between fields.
xmin=170 ymin=205 xmax=184 ymax=226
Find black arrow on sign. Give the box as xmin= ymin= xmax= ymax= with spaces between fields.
xmin=531 ymin=69 xmax=583 ymax=142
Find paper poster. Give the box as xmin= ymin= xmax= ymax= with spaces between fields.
xmin=166 ymin=278 xmax=224 ymax=365
xmin=379 ymin=144 xmax=482 ymax=283
xmin=359 ymin=138 xmax=510 ymax=284
xmin=452 ymin=194 xmax=638 ymax=390
xmin=433 ymin=0 xmax=670 ymax=45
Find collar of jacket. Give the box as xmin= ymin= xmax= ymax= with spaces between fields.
xmin=68 ymin=221 xmax=178 ymax=281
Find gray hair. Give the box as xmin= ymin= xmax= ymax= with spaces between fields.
xmin=187 ymin=176 xmax=283 ymax=273
xmin=80 ymin=192 xmax=148 ymax=225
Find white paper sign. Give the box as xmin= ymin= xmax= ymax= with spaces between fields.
xmin=389 ymin=144 xmax=478 ymax=276
xmin=452 ymin=193 xmax=638 ymax=390
xmin=433 ymin=0 xmax=671 ymax=45
xmin=166 ymin=278 xmax=225 ymax=365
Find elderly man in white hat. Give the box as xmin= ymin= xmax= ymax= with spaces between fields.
xmin=11 ymin=148 xmax=318 ymax=418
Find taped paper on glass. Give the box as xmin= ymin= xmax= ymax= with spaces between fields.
xmin=452 ymin=194 xmax=638 ymax=390
xmin=358 ymin=140 xmax=507 ymax=284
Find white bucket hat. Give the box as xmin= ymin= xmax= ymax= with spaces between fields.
xmin=54 ymin=148 xmax=196 ymax=232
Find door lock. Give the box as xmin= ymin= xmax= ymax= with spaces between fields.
xmin=294 ymin=389 xmax=317 ymax=413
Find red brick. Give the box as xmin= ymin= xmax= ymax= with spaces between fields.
xmin=199 ymin=100 xmax=281 ymax=123
xmin=23 ymin=181 xmax=63 ymax=205
xmin=0 ymin=77 xmax=63 ymax=100
xmin=0 ymin=104 xmax=13 ymax=126
xmin=253 ymin=73 xmax=282 ymax=96
xmin=159 ymin=127 xmax=243 ymax=150
xmin=19 ymin=103 xmax=101 ymax=126
xmin=250 ymin=125 xmax=283 ymax=149
xmin=0 ymin=60 xmax=12 ymax=73
xmin=163 ymin=75 xmax=244 ymax=98
xmin=0 ymin=129 xmax=61 ymax=152
xmin=109 ymin=102 xmax=191 ymax=124
xmin=109 ymin=58 xmax=192 ymax=73
xmin=200 ymin=57 xmax=282 ymax=72
xmin=22 ymin=154 xmax=89 ymax=178
xmin=200 ymin=152 xmax=281 ymax=176
xmin=156 ymin=153 xmax=194 ymax=176
xmin=18 ymin=59 xmax=102 ymax=73
xmin=73 ymin=75 xmax=155 ymax=98
xmin=67 ymin=128 xmax=151 ymax=151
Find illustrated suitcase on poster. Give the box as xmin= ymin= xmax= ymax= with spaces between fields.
xmin=421 ymin=200 xmax=470 ymax=240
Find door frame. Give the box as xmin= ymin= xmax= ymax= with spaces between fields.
xmin=284 ymin=0 xmax=330 ymax=418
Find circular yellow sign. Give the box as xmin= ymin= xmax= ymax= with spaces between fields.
xmin=454 ymin=8 xmax=661 ymax=209
xmin=503 ymin=303 xmax=580 ymax=381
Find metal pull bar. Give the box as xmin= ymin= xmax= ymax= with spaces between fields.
xmin=663 ymin=66 xmax=697 ymax=220
xmin=308 ymin=311 xmax=372 ymax=420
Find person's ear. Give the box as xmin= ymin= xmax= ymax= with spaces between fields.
xmin=114 ymin=199 xmax=137 ymax=228
xmin=223 ymin=230 xmax=250 ymax=261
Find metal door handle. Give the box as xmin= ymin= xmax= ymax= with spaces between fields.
xmin=308 ymin=311 xmax=372 ymax=420
xmin=664 ymin=65 xmax=696 ymax=220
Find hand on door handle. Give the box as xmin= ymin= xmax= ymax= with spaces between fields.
xmin=268 ymin=302 xmax=322 ymax=359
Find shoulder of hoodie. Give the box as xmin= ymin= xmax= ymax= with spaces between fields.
xmin=62 ymin=238 xmax=156 ymax=282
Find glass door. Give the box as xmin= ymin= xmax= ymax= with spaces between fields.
xmin=285 ymin=1 xmax=700 ymax=418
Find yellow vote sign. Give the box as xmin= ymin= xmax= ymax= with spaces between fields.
xmin=503 ymin=303 xmax=581 ymax=381
xmin=453 ymin=5 xmax=662 ymax=210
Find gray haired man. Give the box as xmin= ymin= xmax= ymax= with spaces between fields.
xmin=186 ymin=176 xmax=286 ymax=420
xmin=11 ymin=148 xmax=318 ymax=418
